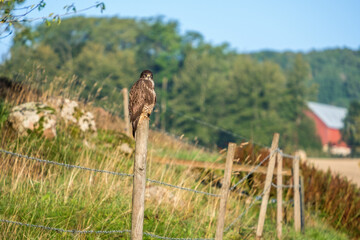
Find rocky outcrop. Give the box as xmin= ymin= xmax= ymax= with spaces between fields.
xmin=47 ymin=98 xmax=97 ymax=133
xmin=78 ymin=111 xmax=96 ymax=132
xmin=60 ymin=99 xmax=79 ymax=123
xmin=8 ymin=102 xmax=57 ymax=139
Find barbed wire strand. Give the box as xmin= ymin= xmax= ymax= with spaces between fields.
xmin=224 ymin=184 xmax=271 ymax=233
xmin=0 ymin=219 xmax=131 ymax=234
xmin=280 ymin=152 xmax=299 ymax=160
xmin=92 ymin=100 xmax=298 ymax=160
xmin=230 ymin=151 xmax=273 ymax=191
xmin=163 ymin=107 xmax=299 ymax=160
xmin=166 ymin=107 xmax=269 ymax=149
xmin=144 ymin=231 xmax=213 ymax=240
xmin=0 ymin=149 xmax=133 ymax=177
xmin=0 ymin=149 xmax=219 ymax=197
xmin=271 ymin=183 xmax=295 ymax=189
xmin=146 ymin=178 xmax=220 ymax=197
xmin=0 ymin=219 xmax=212 ymax=240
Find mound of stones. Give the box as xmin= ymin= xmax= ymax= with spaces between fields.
xmin=8 ymin=98 xmax=96 ymax=139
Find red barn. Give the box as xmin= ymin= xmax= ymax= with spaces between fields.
xmin=305 ymin=102 xmax=350 ymax=156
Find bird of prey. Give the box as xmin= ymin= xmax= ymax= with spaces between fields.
xmin=129 ymin=70 xmax=156 ymax=137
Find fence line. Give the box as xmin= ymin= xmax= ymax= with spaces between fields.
xmin=224 ymin=184 xmax=271 ymax=233
xmin=0 ymin=149 xmax=133 ymax=178
xmin=230 ymin=152 xmax=272 ymax=191
xmin=146 ymin=178 xmax=220 ymax=197
xmin=0 ymin=148 xmax=219 ymax=197
xmin=166 ymin=107 xmax=269 ymax=149
xmin=0 ymin=219 xmax=131 ymax=234
xmin=161 ymin=107 xmax=299 ymax=160
xmin=0 ymin=143 xmax=298 ymax=238
xmin=0 ymin=219 xmax=213 ymax=240
xmin=117 ymin=103 xmax=299 ymax=160
xmin=0 ymin=149 xmax=285 ymax=197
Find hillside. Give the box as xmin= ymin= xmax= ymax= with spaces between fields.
xmin=0 ymin=80 xmax=358 ymax=239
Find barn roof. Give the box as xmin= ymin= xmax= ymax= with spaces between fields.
xmin=307 ymin=101 xmax=347 ymax=129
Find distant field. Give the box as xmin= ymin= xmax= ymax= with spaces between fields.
xmin=307 ymin=158 xmax=360 ymax=187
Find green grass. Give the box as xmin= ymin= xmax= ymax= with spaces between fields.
xmin=0 ymin=124 xmax=352 ymax=239
xmin=149 ymin=144 xmax=222 ymax=163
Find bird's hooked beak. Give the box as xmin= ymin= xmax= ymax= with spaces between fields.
xmin=144 ymin=74 xmax=152 ymax=80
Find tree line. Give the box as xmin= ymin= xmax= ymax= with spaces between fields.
xmin=1 ymin=16 xmax=359 ymax=152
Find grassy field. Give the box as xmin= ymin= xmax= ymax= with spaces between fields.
xmin=0 ymin=120 xmax=352 ymax=239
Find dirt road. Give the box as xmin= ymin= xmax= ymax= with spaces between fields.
xmin=307 ymin=158 xmax=360 ymax=187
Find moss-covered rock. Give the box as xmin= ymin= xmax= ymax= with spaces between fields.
xmin=8 ymin=102 xmax=57 ymax=139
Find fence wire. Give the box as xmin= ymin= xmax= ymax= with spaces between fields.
xmin=271 ymin=183 xmax=295 ymax=189
xmin=224 ymin=184 xmax=271 ymax=233
xmin=0 ymin=149 xmax=133 ymax=178
xmin=0 ymin=219 xmax=131 ymax=234
xmin=280 ymin=152 xmax=299 ymax=160
xmin=0 ymin=219 xmax=213 ymax=240
xmin=146 ymin=178 xmax=220 ymax=197
xmin=230 ymin=151 xmax=273 ymax=191
xmin=167 ymin=107 xmax=269 ymax=149
xmin=0 ymin=148 xmax=219 ymax=197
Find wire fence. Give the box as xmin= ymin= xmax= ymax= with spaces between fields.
xmin=150 ymin=104 xmax=300 ymax=160
xmin=224 ymin=184 xmax=271 ymax=233
xmin=0 ymin=219 xmax=213 ymax=240
xmin=0 ymin=138 xmax=298 ymax=238
xmin=230 ymin=152 xmax=273 ymax=191
xmin=0 ymin=149 xmax=220 ymax=198
xmin=166 ymin=107 xmax=269 ymax=149
xmin=0 ymin=148 xmax=220 ymax=239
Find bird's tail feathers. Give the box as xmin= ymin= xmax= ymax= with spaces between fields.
xmin=132 ymin=117 xmax=139 ymax=138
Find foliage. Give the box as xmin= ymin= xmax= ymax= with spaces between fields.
xmin=0 ymin=16 xmax=326 ymax=151
xmin=300 ymin=162 xmax=360 ymax=238
xmin=235 ymin=144 xmax=360 ymax=238
xmin=0 ymin=0 xmax=105 ymax=38
xmin=251 ymin=48 xmax=360 ymax=107
xmin=342 ymin=100 xmax=360 ymax=156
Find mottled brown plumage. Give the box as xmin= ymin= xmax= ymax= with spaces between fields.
xmin=129 ymin=70 xmax=156 ymax=137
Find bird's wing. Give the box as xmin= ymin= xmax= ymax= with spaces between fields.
xmin=129 ymin=79 xmax=146 ymax=123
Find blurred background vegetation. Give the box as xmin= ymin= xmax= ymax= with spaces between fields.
xmin=1 ymin=16 xmax=360 ymax=152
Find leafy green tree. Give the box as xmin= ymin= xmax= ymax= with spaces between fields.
xmin=0 ymin=1 xmax=105 ymax=38
xmin=342 ymin=101 xmax=360 ymax=156
xmin=0 ymin=16 xmax=326 ymax=151
xmin=169 ymin=43 xmax=232 ymax=146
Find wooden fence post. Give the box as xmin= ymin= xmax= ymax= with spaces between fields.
xmin=215 ymin=142 xmax=236 ymax=240
xmin=276 ymin=150 xmax=283 ymax=239
xmin=256 ymin=133 xmax=279 ymax=239
xmin=131 ymin=118 xmax=149 ymax=240
xmin=293 ymin=154 xmax=301 ymax=232
xmin=122 ymin=88 xmax=131 ymax=136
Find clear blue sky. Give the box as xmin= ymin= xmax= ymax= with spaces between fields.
xmin=1 ymin=0 xmax=359 ymax=58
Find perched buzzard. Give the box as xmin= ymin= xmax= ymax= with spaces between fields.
xmin=129 ymin=70 xmax=156 ymax=137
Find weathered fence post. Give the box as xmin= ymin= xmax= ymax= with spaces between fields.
xmin=122 ymin=88 xmax=131 ymax=136
xmin=215 ymin=142 xmax=236 ymax=240
xmin=131 ymin=118 xmax=149 ymax=240
xmin=293 ymin=154 xmax=301 ymax=232
xmin=256 ymin=133 xmax=279 ymax=239
xmin=276 ymin=150 xmax=283 ymax=239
